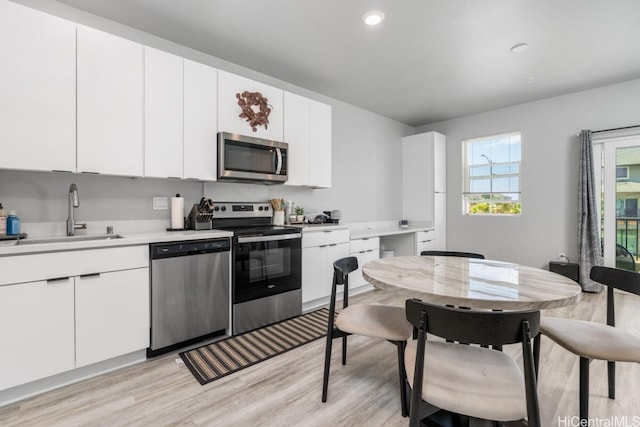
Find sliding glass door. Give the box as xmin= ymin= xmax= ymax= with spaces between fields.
xmin=594 ymin=135 xmax=640 ymax=270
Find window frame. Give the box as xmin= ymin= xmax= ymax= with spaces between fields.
xmin=462 ymin=131 xmax=522 ymax=216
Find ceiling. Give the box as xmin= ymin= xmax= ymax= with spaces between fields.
xmin=53 ymin=0 xmax=640 ymax=127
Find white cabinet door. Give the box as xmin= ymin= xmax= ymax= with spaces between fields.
xmin=184 ymin=59 xmax=218 ymax=181
xmin=327 ymin=242 xmax=350 ymax=276
xmin=433 ymin=132 xmax=447 ymax=193
xmin=0 ymin=279 xmax=75 ymax=390
xmin=302 ymin=245 xmax=329 ymax=303
xmin=253 ymin=81 xmax=283 ymax=141
xmin=434 ymin=192 xmax=447 ymax=250
xmin=402 ymin=133 xmax=433 ymax=221
xmin=309 ymin=100 xmax=332 ymax=188
xmin=0 ymin=1 xmax=76 ymax=173
xmin=77 ymin=25 xmax=144 ymax=176
xmin=218 ymin=70 xmax=284 ymax=141
xmin=75 ymin=268 xmax=150 ymax=368
xmin=351 ymin=249 xmax=379 ymax=288
xmin=218 ymin=70 xmax=253 ymax=137
xmin=283 ymin=92 xmax=310 ymax=186
xmin=144 ymin=47 xmax=183 ymax=178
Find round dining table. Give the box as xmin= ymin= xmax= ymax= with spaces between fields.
xmin=362 ymin=255 xmax=583 ymax=310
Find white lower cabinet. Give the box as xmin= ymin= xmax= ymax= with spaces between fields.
xmin=349 ymin=237 xmax=380 ymax=288
xmin=75 ymin=268 xmax=149 ymax=368
xmin=0 ymin=246 xmax=149 ymax=391
xmin=415 ymin=230 xmax=437 ymax=255
xmin=301 ymin=229 xmax=350 ymax=304
xmin=0 ymin=278 xmax=75 ymax=390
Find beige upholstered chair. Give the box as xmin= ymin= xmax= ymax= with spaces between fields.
xmin=405 ymin=299 xmax=541 ymax=427
xmin=321 ymin=257 xmax=413 ymax=417
xmin=540 ymin=265 xmax=640 ymax=421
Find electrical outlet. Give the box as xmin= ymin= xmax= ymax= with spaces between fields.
xmin=152 ymin=196 xmax=169 ymax=211
xmin=559 ymin=252 xmax=566 ymax=260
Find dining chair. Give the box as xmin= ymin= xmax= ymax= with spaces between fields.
xmin=405 ymin=299 xmax=541 ymax=427
xmin=420 ymin=250 xmax=485 ymax=259
xmin=540 ymin=265 xmax=640 ymax=421
xmin=321 ymin=256 xmax=413 ymax=417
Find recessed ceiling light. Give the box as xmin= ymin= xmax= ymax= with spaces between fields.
xmin=362 ymin=10 xmax=385 ymax=26
xmin=510 ymin=43 xmax=529 ymax=53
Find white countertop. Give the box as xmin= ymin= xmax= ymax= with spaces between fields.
xmin=350 ymin=225 xmax=432 ymax=239
xmin=0 ymin=229 xmax=233 ymax=257
xmin=289 ymin=223 xmax=349 ymax=232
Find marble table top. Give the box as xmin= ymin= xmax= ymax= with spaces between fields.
xmin=362 ymin=256 xmax=583 ymax=310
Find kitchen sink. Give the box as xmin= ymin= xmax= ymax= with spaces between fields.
xmin=15 ymin=234 xmax=125 ymax=245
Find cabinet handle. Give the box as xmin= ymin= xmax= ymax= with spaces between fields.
xmin=79 ymin=273 xmax=101 ymax=279
xmin=46 ymin=277 xmax=69 ymax=284
xmin=323 ymin=231 xmax=332 ymax=233
xmin=319 ymin=245 xmax=328 ymax=248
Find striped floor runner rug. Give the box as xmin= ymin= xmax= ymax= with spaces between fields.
xmin=180 ymin=308 xmax=330 ymax=385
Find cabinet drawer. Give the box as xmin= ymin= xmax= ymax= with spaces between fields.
xmin=416 ymin=230 xmax=435 ymax=242
xmin=417 ymin=240 xmax=438 ymax=254
xmin=0 ymin=245 xmax=149 ymax=286
xmin=350 ymin=237 xmax=380 ymax=253
xmin=302 ymin=229 xmax=350 ymax=248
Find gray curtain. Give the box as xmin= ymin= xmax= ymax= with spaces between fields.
xmin=578 ymin=130 xmax=603 ymax=292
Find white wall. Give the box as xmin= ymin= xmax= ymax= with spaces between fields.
xmin=417 ymin=78 xmax=640 ymax=268
xmin=0 ymin=0 xmax=413 ymax=227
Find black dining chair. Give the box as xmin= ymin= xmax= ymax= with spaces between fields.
xmin=405 ymin=299 xmax=541 ymax=427
xmin=420 ymin=250 xmax=485 ymax=259
xmin=321 ymin=257 xmax=413 ymax=417
xmin=540 ymin=265 xmax=640 ymax=422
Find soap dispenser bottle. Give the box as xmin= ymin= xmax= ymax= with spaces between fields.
xmin=6 ymin=210 xmax=20 ymax=236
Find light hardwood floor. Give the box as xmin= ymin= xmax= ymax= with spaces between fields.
xmin=1 ymin=288 xmax=638 ymax=426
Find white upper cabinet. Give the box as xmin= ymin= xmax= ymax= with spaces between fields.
xmin=144 ymin=47 xmax=184 ymax=178
xmin=184 ymin=59 xmax=218 ymax=181
xmin=77 ymin=25 xmax=144 ymax=176
xmin=218 ymin=70 xmax=284 ymax=141
xmin=284 ymin=92 xmax=311 ymax=186
xmin=309 ymin=100 xmax=332 ymax=188
xmin=283 ymin=93 xmax=332 ymax=187
xmin=0 ymin=0 xmax=76 ymax=173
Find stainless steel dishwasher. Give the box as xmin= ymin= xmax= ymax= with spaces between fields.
xmin=149 ymin=238 xmax=231 ymax=356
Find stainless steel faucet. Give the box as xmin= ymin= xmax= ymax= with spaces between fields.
xmin=66 ymin=183 xmax=87 ymax=236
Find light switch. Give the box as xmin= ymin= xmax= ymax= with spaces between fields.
xmin=152 ymin=196 xmax=169 ymax=211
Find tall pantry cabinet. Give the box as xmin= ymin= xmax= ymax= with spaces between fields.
xmin=402 ymin=132 xmax=447 ymax=251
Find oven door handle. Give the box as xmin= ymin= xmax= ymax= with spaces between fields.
xmin=237 ymin=233 xmax=301 ymax=243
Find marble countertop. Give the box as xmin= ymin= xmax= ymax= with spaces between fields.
xmin=363 ymin=255 xmax=582 ymax=310
xmin=289 ymin=223 xmax=349 ymax=232
xmin=0 ymin=229 xmax=233 ymax=257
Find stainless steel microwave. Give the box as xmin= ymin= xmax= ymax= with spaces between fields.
xmin=217 ymin=132 xmax=288 ymax=184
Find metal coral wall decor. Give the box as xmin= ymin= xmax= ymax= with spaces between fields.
xmin=236 ymin=91 xmax=271 ymax=132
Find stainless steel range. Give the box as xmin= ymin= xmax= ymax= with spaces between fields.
xmin=212 ymin=202 xmax=302 ymax=335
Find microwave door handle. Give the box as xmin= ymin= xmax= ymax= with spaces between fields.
xmin=275 ymin=148 xmax=282 ymax=175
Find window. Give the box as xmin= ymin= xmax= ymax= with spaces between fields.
xmin=616 ymin=166 xmax=629 ymax=180
xmin=463 ymin=132 xmax=521 ymax=215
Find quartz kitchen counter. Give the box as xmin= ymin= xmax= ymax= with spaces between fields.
xmin=290 ymin=223 xmax=349 ymax=232
xmin=0 ymin=229 xmax=233 ymax=256
xmin=349 ymin=223 xmax=433 ymax=240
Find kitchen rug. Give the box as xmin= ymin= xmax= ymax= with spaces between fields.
xmin=180 ymin=308 xmax=330 ymax=385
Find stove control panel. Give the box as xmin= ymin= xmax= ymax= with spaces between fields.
xmin=211 ymin=202 xmax=271 ymax=218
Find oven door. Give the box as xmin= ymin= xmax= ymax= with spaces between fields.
xmin=233 ymin=233 xmax=301 ymax=304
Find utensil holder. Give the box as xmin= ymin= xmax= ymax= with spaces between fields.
xmin=273 ymin=210 xmax=285 ymax=225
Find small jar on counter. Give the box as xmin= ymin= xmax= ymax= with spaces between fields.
xmin=6 ymin=210 xmax=20 ymax=236
xmin=0 ymin=203 xmax=6 ymax=235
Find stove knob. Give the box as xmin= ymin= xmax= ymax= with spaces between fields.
xmin=214 ymin=206 xmax=219 ymax=212
xmin=221 ymin=206 xmax=226 ymax=211
xmin=258 ymin=206 xmax=263 ymax=211
xmin=265 ymin=206 xmax=269 ymax=211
